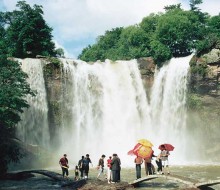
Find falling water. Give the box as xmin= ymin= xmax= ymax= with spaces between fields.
xmin=58 ymin=56 xmax=191 ymax=166
xmin=16 ymin=58 xmax=50 ymax=147
xmin=58 ymin=59 xmax=151 ymax=166
xmin=149 ymin=55 xmax=192 ymax=164
xmin=17 ymin=55 xmax=193 ymax=166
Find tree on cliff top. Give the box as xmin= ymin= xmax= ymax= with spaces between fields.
xmin=0 ymin=0 xmax=55 ymax=58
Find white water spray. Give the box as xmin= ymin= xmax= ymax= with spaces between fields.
xmin=17 ymin=55 xmax=193 ymax=166
xmin=16 ymin=58 xmax=50 ymax=147
xmin=58 ymin=56 xmax=191 ymax=166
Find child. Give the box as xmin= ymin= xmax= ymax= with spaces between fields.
xmin=75 ymin=165 xmax=79 ymax=180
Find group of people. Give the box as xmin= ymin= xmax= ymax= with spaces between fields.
xmin=59 ymin=153 xmax=92 ymax=179
xmin=59 ymin=146 xmax=170 ymax=182
xmin=59 ymin=153 xmax=121 ymax=183
xmin=96 ymin=153 xmax=121 ymax=184
xmin=77 ymin=154 xmax=92 ymax=179
xmin=134 ymin=145 xmax=170 ymax=179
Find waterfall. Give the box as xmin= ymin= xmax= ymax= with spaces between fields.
xmin=58 ymin=56 xmax=191 ymax=166
xmin=58 ymin=59 xmax=151 ymax=166
xmin=149 ymin=55 xmax=192 ymax=164
xmin=16 ymin=58 xmax=50 ymax=147
xmin=17 ymin=55 xmax=193 ymax=166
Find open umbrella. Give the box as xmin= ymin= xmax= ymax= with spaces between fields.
xmin=158 ymin=143 xmax=174 ymax=151
xmin=138 ymin=139 xmax=153 ymax=147
xmin=128 ymin=143 xmax=153 ymax=159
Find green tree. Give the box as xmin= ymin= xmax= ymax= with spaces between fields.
xmin=116 ymin=25 xmax=150 ymax=60
xmin=196 ymin=15 xmax=220 ymax=55
xmin=154 ymin=8 xmax=202 ymax=57
xmin=0 ymin=55 xmax=34 ymax=174
xmin=189 ymin=0 xmax=203 ymax=11
xmin=164 ymin=3 xmax=182 ymax=11
xmin=1 ymin=0 xmax=55 ymax=58
xmin=78 ymin=27 xmax=123 ymax=61
xmin=140 ymin=13 xmax=160 ymax=36
xmin=55 ymin=48 xmax=65 ymax=58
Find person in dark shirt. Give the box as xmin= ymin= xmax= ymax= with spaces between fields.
xmin=59 ymin=154 xmax=69 ymax=178
xmin=97 ymin=154 xmax=106 ymax=179
xmin=111 ymin=153 xmax=121 ymax=183
xmin=78 ymin=156 xmax=85 ymax=178
xmin=83 ymin=154 xmax=92 ymax=179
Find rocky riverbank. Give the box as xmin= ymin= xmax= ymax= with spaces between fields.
xmin=1 ymin=165 xmax=220 ymax=190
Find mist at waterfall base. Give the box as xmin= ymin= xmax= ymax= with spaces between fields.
xmin=16 ymin=55 xmax=217 ymax=169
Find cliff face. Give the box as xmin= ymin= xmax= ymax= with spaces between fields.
xmin=190 ymin=48 xmax=220 ymax=95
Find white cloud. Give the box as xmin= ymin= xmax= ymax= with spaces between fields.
xmin=2 ymin=0 xmax=220 ymax=58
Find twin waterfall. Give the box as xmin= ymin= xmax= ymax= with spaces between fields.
xmin=17 ymin=56 xmax=193 ymax=166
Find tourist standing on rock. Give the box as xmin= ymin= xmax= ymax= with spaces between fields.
xmin=134 ymin=156 xmax=143 ymax=179
xmin=59 ymin=154 xmax=69 ymax=178
xmin=111 ymin=153 xmax=121 ymax=183
xmin=83 ymin=154 xmax=92 ymax=179
xmin=160 ymin=145 xmax=170 ymax=174
xmin=78 ymin=156 xmax=85 ymax=178
xmin=117 ymin=154 xmax=121 ymax=182
xmin=107 ymin=156 xmax=112 ymax=184
xmin=97 ymin=154 xmax=106 ymax=179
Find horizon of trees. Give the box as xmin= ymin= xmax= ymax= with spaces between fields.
xmin=78 ymin=0 xmax=220 ymax=65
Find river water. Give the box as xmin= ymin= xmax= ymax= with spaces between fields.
xmin=1 ymin=165 xmax=220 ymax=190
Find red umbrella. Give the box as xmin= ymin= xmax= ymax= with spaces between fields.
xmin=158 ymin=143 xmax=174 ymax=151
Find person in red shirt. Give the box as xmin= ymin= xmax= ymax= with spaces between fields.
xmin=59 ymin=154 xmax=69 ymax=178
xmin=107 ymin=156 xmax=112 ymax=183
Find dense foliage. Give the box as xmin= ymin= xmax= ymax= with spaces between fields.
xmin=0 ymin=1 xmax=55 ymax=58
xmin=0 ymin=55 xmax=35 ymax=174
xmin=0 ymin=1 xmax=55 ymax=174
xmin=78 ymin=1 xmax=220 ymax=65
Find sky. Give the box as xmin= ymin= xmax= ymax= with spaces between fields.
xmin=0 ymin=0 xmax=219 ymax=58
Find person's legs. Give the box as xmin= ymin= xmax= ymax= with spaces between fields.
xmin=80 ymin=168 xmax=83 ymax=178
xmin=111 ymin=170 xmax=116 ymax=183
xmin=147 ymin=163 xmax=152 ymax=175
xmin=136 ymin=164 xmax=141 ymax=179
xmin=66 ymin=168 xmax=69 ymax=177
xmin=165 ymin=160 xmax=170 ymax=174
xmin=116 ymin=170 xmax=120 ymax=182
xmin=144 ymin=162 xmax=149 ymax=175
xmin=84 ymin=165 xmax=89 ymax=178
xmin=62 ymin=168 xmax=65 ymax=177
xmin=107 ymin=168 xmax=111 ymax=183
xmin=151 ymin=163 xmax=155 ymax=174
xmin=97 ymin=167 xmax=102 ymax=178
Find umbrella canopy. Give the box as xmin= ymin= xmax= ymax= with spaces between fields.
xmin=158 ymin=143 xmax=175 ymax=151
xmin=128 ymin=143 xmax=153 ymax=159
xmin=137 ymin=145 xmax=153 ymax=158
xmin=137 ymin=139 xmax=153 ymax=147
